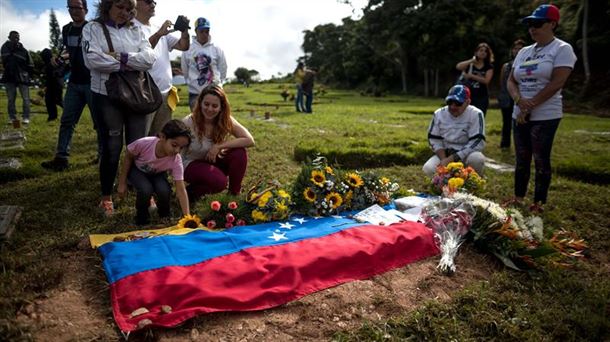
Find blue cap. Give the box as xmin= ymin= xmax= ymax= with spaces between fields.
xmin=522 ymin=4 xmax=560 ymax=24
xmin=195 ymin=17 xmax=210 ymax=31
xmin=445 ymin=85 xmax=470 ymax=104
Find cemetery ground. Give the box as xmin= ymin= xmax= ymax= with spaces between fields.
xmin=0 ymin=83 xmax=608 ymax=341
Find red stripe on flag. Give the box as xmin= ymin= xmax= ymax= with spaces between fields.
xmin=109 ymin=221 xmax=438 ymax=331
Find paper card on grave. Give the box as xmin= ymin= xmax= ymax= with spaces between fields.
xmin=353 ymin=204 xmax=402 ymax=226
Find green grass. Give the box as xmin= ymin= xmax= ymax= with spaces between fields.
xmin=0 ymin=83 xmax=608 ymax=340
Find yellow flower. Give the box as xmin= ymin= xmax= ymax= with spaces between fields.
xmin=275 ymin=202 xmax=288 ymax=213
xmin=325 ymin=166 xmax=334 ymax=175
xmin=325 ymin=192 xmax=343 ymax=209
xmin=278 ymin=189 xmax=290 ymax=199
xmin=311 ymin=170 xmax=326 ymax=187
xmin=448 ymin=177 xmax=465 ymax=190
xmin=346 ymin=172 xmax=364 ymax=188
xmin=177 ymin=214 xmax=202 ymax=229
xmin=251 ymin=210 xmax=269 ymax=222
xmin=248 ymin=192 xmax=258 ymax=202
xmin=344 ymin=190 xmax=353 ymax=204
xmin=257 ymin=191 xmax=272 ymax=207
xmin=446 ymin=162 xmax=464 ymax=171
xmin=303 ymin=188 xmax=316 ymax=202
xmin=381 ymin=177 xmax=390 ymax=185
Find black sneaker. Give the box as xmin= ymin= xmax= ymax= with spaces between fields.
xmin=41 ymin=157 xmax=69 ymax=171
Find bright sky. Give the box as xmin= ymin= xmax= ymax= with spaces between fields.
xmin=0 ymin=0 xmax=367 ymax=80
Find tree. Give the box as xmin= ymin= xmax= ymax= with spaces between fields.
xmin=234 ymin=67 xmax=260 ymax=84
xmin=49 ymin=9 xmax=61 ymax=53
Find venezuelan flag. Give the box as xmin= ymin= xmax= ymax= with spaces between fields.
xmin=93 ymin=215 xmax=438 ymax=332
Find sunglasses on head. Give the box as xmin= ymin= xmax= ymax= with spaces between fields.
xmin=527 ymin=20 xmax=548 ymax=28
xmin=447 ymin=100 xmax=463 ymax=107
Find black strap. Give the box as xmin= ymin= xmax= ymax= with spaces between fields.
xmin=95 ymin=19 xmax=114 ymax=53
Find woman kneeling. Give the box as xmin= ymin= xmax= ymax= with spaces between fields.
xmin=182 ymin=85 xmax=255 ymax=201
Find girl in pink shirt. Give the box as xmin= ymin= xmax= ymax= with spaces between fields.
xmin=118 ymin=119 xmax=192 ymax=225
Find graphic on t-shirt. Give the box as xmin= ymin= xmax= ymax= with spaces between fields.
xmin=194 ymin=53 xmax=213 ymax=86
xmin=140 ymin=163 xmax=157 ymax=174
xmin=519 ymin=59 xmax=539 ymax=76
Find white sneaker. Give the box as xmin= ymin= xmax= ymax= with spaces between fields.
xmin=22 ymin=119 xmax=30 ymax=124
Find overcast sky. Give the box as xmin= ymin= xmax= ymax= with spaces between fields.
xmin=0 ymin=0 xmax=367 ymax=80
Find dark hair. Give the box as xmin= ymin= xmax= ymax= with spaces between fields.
xmin=67 ymin=0 xmax=88 ymax=11
xmin=475 ymin=42 xmax=495 ymax=64
xmin=161 ymin=119 xmax=193 ymax=147
xmin=512 ymin=39 xmax=526 ymax=49
xmin=9 ymin=31 xmax=19 ymax=36
xmin=95 ymin=0 xmax=136 ymax=26
xmin=192 ymin=85 xmax=233 ymax=144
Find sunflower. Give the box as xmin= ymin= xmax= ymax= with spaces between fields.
xmin=177 ymin=214 xmax=202 ymax=229
xmin=325 ymin=166 xmax=334 ymax=175
xmin=311 ymin=170 xmax=326 ymax=187
xmin=346 ymin=172 xmax=364 ymax=188
xmin=325 ymin=192 xmax=343 ymax=209
xmin=303 ymin=188 xmax=316 ymax=202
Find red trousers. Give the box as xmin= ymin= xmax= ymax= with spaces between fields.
xmin=184 ymin=148 xmax=248 ymax=199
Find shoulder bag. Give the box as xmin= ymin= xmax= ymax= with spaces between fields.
xmin=98 ymin=21 xmax=162 ymax=115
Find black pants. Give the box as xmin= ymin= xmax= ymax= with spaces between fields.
xmin=45 ymin=83 xmax=63 ymax=120
xmin=470 ymin=96 xmax=489 ymax=116
xmin=128 ymin=166 xmax=171 ymax=225
xmin=91 ymin=92 xmax=147 ymax=196
xmin=500 ymin=105 xmax=513 ymax=148
xmin=513 ymin=118 xmax=561 ymax=204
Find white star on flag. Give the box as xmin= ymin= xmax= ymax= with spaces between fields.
xmin=292 ymin=217 xmax=308 ymax=224
xmin=332 ymin=215 xmax=344 ymax=219
xmin=279 ymin=222 xmax=295 ymax=230
xmin=268 ymin=231 xmax=288 ymax=241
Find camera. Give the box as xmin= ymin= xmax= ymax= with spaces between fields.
xmin=174 ymin=15 xmax=190 ymax=32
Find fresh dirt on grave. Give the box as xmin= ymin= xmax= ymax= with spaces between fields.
xmin=18 ymin=245 xmax=496 ymax=341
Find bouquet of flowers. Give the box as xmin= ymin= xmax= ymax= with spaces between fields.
xmin=431 ymin=162 xmax=485 ymax=196
xmin=192 ymin=193 xmax=250 ymax=229
xmin=292 ymin=156 xmax=348 ymax=216
xmin=246 ymin=180 xmax=292 ymax=223
xmin=343 ymin=171 xmax=400 ymax=210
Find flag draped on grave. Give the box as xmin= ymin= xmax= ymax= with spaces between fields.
xmin=91 ymin=215 xmax=439 ymax=332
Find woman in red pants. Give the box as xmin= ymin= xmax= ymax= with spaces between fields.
xmin=182 ymin=85 xmax=255 ymax=201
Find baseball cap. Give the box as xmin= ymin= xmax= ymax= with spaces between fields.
xmin=522 ymin=4 xmax=560 ymax=24
xmin=195 ymin=17 xmax=210 ymax=31
xmin=445 ymin=85 xmax=470 ymax=104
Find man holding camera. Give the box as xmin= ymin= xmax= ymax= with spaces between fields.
xmin=423 ymin=85 xmax=486 ymax=177
xmin=134 ymin=0 xmax=190 ymax=136
xmin=42 ymin=0 xmax=102 ymax=171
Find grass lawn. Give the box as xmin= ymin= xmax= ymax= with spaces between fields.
xmin=0 ymin=83 xmax=608 ymax=340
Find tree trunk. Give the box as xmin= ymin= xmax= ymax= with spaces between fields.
xmin=434 ymin=68 xmax=439 ymax=97
xmin=581 ymin=0 xmax=590 ymax=97
xmin=424 ymin=68 xmax=429 ymax=97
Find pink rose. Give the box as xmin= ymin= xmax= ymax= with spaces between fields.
xmin=225 ymin=213 xmax=235 ymax=223
xmin=236 ymin=219 xmax=246 ymax=226
xmin=210 ymin=201 xmax=221 ymax=211
xmin=228 ymin=201 xmax=238 ymax=210
xmin=225 ymin=222 xmax=234 ymax=229
xmin=207 ymin=220 xmax=216 ymax=229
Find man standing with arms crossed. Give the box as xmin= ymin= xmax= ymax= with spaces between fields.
xmin=134 ymin=0 xmax=190 ymax=136
xmin=1 ymin=31 xmax=33 ymax=126
xmin=42 ymin=0 xmax=102 ymax=171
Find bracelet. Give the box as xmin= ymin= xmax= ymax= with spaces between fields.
xmin=514 ymin=95 xmax=521 ymax=104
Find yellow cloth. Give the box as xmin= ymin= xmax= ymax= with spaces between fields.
xmin=89 ymin=225 xmax=199 ymax=248
xmin=167 ymin=86 xmax=179 ymax=112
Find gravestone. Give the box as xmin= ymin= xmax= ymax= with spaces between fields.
xmin=485 ymin=157 xmax=514 ymax=173
xmin=0 ymin=206 xmax=22 ymax=241
xmin=0 ymin=130 xmax=26 ymax=150
xmin=0 ymin=158 xmax=22 ymax=170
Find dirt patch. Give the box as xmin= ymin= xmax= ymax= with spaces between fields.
xmin=21 ymin=246 xmax=496 ymax=341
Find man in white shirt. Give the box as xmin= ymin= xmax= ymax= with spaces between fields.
xmin=134 ymin=0 xmax=190 ymax=136
xmin=423 ymin=85 xmax=486 ymax=177
xmin=181 ymin=17 xmax=227 ymax=110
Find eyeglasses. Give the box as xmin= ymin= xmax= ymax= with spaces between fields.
xmin=527 ymin=20 xmax=549 ymax=29
xmin=447 ymin=100 xmax=464 ymax=107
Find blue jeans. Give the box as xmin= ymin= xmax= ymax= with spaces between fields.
xmin=304 ymin=91 xmax=313 ymax=113
xmin=295 ymin=84 xmax=304 ymax=112
xmin=189 ymin=93 xmax=198 ymax=111
xmin=56 ymin=83 xmax=102 ymax=159
xmin=92 ymin=92 xmax=147 ymax=196
xmin=513 ymin=118 xmax=561 ymax=204
xmin=128 ymin=166 xmax=171 ymax=225
xmin=5 ymin=83 xmax=30 ymax=121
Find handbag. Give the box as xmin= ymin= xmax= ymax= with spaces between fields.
xmin=98 ymin=21 xmax=162 ymax=115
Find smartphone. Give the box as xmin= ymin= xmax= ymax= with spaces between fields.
xmin=174 ymin=15 xmax=190 ymax=32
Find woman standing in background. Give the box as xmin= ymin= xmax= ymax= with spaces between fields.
xmin=456 ymin=42 xmax=495 ymax=116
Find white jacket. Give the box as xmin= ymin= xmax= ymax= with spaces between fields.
xmin=427 ymin=105 xmax=486 ymax=161
xmin=82 ymin=21 xmax=156 ymax=95
xmin=181 ymin=36 xmax=227 ymax=95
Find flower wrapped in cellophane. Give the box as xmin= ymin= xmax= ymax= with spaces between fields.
xmin=344 ymin=171 xmax=400 ymax=210
xmin=246 ymin=180 xmax=292 ymax=223
xmin=192 ymin=193 xmax=250 ymax=229
xmin=431 ymin=162 xmax=485 ymax=196
xmin=421 ymin=198 xmax=475 ymax=275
